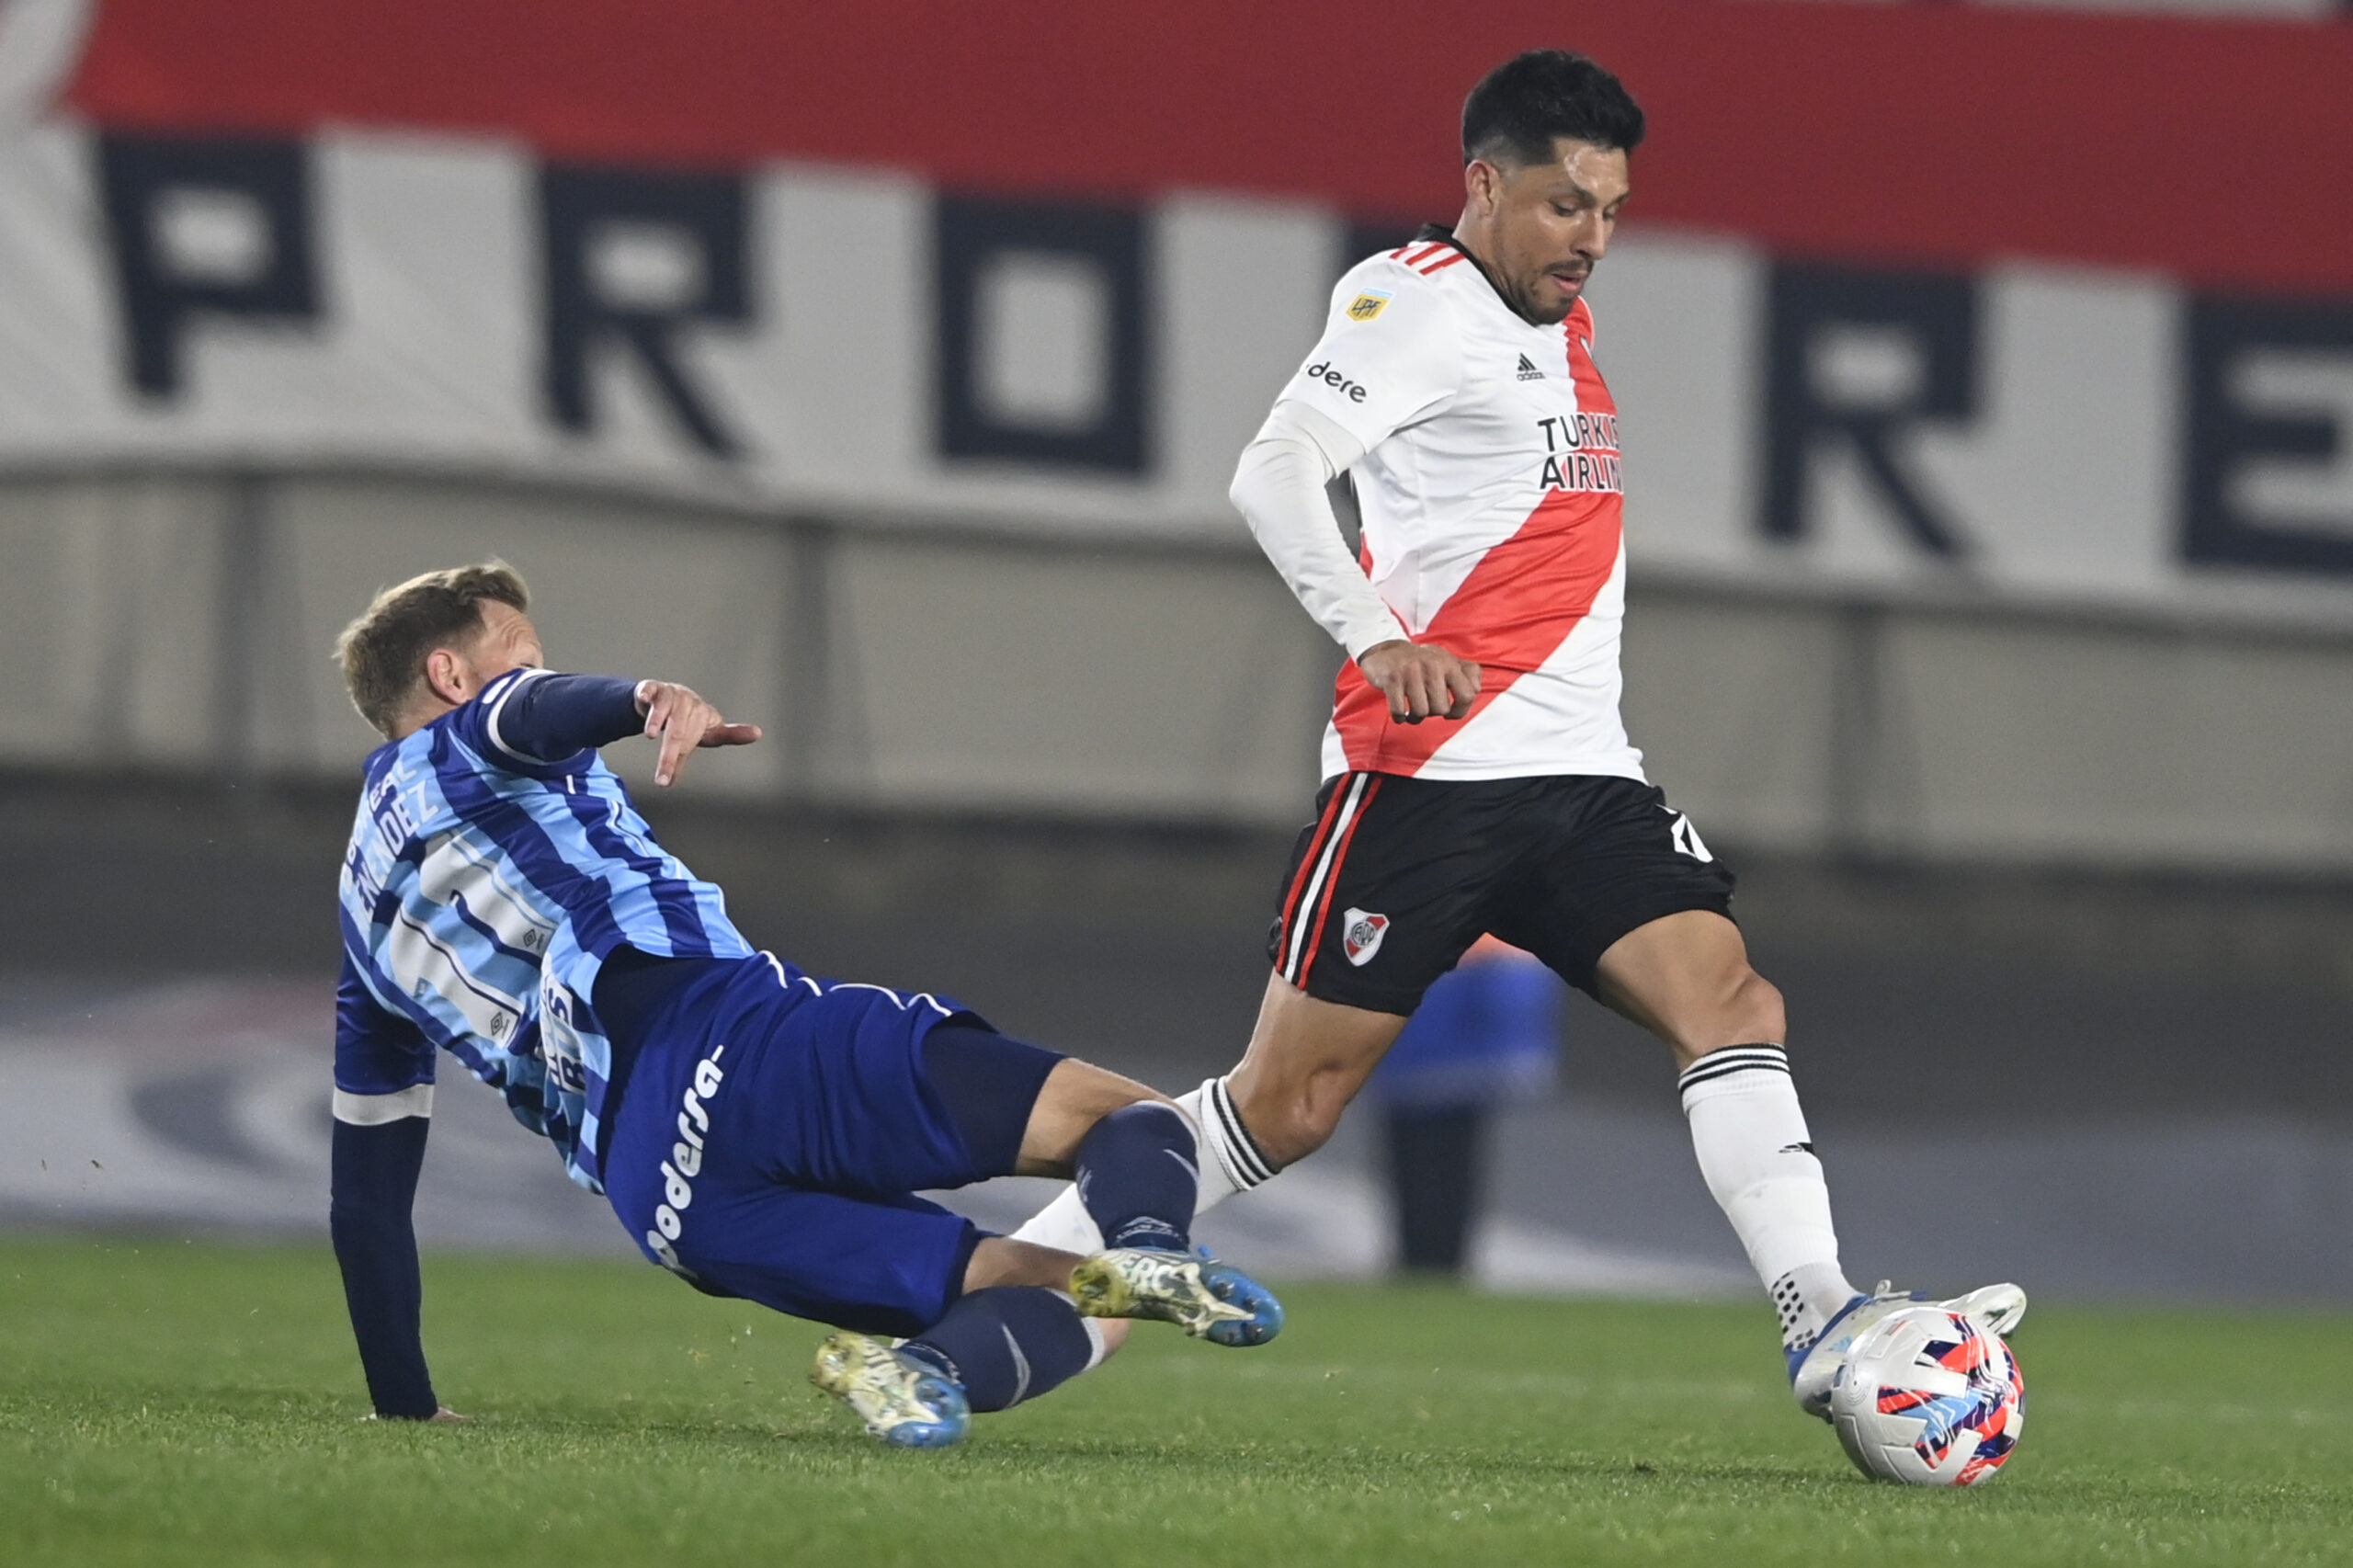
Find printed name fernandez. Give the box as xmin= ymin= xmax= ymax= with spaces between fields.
xmin=1537 ymin=414 xmax=1622 ymax=494
xmin=344 ymin=774 xmax=415 ymax=909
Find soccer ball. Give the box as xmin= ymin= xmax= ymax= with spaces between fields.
xmin=1829 ymin=1305 xmax=2024 ymax=1486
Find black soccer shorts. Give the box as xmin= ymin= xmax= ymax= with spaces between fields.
xmin=1264 ymin=772 xmax=1738 ymax=1015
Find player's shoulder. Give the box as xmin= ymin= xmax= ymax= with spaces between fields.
xmin=458 ymin=665 xmax=552 ymax=739
xmin=433 ymin=666 xmax=580 ymax=779
xmin=1318 ymin=246 xmax=1476 ymax=391
xmin=1330 ymin=241 xmax=1472 ymax=324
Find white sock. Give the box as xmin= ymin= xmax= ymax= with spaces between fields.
xmin=1006 ymin=1076 xmax=1274 ymax=1252
xmin=1678 ymin=1046 xmax=1856 ymax=1351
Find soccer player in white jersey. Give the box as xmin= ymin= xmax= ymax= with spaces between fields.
xmin=1016 ymin=51 xmax=2024 ymax=1421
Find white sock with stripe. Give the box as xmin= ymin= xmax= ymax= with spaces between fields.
xmin=1007 ymin=1076 xmax=1275 ymax=1254
xmin=1678 ymin=1045 xmax=1856 ymax=1352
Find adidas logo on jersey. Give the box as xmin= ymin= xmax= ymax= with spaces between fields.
xmin=1516 ymin=354 xmax=1545 ymax=381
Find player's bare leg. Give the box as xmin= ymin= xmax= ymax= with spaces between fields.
xmin=1223 ymin=975 xmax=1412 ymax=1167
xmin=1002 ymin=1058 xmax=1177 ymax=1175
xmin=1589 ymin=909 xmax=1784 ymax=1070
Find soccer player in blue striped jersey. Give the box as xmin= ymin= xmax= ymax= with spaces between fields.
xmin=327 ymin=562 xmax=1280 ymax=1447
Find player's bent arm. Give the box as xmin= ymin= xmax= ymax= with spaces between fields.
xmin=477 ymin=669 xmax=760 ymax=789
xmin=483 ymin=671 xmax=652 ymax=764
xmin=1228 ymin=402 xmax=1403 ymax=661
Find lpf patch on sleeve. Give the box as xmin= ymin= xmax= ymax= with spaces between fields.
xmin=1346 ymin=290 xmax=1392 ymax=322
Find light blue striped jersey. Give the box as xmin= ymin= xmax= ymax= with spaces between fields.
xmin=335 ymin=665 xmax=755 ymax=1189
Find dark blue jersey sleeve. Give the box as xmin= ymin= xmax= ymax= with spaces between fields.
xmin=452 ymin=668 xmax=643 ymax=773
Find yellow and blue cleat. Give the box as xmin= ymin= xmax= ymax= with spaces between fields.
xmin=1068 ymin=1248 xmax=1284 ymax=1346
xmin=809 ymin=1330 xmax=971 ymax=1449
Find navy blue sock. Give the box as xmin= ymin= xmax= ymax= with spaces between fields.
xmin=1074 ymin=1101 xmax=1198 ymax=1253
xmin=901 ymin=1286 xmax=1098 ymax=1413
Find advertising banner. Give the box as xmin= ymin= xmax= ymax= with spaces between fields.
xmin=2 ymin=0 xmax=2350 ymax=619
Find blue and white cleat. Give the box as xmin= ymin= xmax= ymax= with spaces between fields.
xmin=1789 ymin=1279 xmax=2027 ymax=1422
xmin=1069 ymin=1248 xmax=1284 ymax=1346
xmin=809 ymin=1331 xmax=971 ymax=1449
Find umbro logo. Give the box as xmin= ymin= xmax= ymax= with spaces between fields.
xmin=1515 ymin=354 xmax=1546 ymax=381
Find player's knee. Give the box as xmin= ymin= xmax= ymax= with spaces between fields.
xmin=1666 ymin=965 xmax=1785 ymax=1063
xmin=1246 ymin=1090 xmax=1342 ymax=1169
xmin=1725 ymin=967 xmax=1785 ymax=1047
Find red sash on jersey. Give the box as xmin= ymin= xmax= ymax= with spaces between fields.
xmin=1332 ymin=307 xmax=1625 ymax=777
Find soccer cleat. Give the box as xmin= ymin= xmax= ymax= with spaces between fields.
xmin=1192 ymin=1257 xmax=1285 ymax=1347
xmin=1068 ymin=1248 xmax=1284 ymax=1346
xmin=808 ymin=1331 xmax=971 ymax=1449
xmin=1789 ymin=1280 xmax=2027 ymax=1423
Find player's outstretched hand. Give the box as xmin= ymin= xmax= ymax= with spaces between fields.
xmin=1357 ymin=640 xmax=1481 ymax=724
xmin=633 ymin=679 xmax=763 ymax=786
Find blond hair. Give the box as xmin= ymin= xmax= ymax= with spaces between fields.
xmin=333 ymin=562 xmax=530 ymax=737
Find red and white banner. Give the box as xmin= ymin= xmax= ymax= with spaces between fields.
xmin=2 ymin=0 xmax=2351 ymax=615
xmin=45 ymin=0 xmax=2353 ymax=300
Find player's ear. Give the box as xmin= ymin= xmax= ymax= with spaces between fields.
xmin=422 ymin=645 xmax=471 ymax=706
xmin=1462 ymin=157 xmax=1501 ymax=214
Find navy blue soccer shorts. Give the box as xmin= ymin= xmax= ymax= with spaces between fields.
xmin=599 ymin=955 xmax=1063 ymax=1337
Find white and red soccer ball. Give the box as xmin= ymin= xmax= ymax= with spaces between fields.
xmin=1830 ymin=1306 xmax=2025 ymax=1486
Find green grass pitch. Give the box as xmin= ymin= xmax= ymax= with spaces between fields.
xmin=3 ymin=1235 xmax=2350 ymax=1566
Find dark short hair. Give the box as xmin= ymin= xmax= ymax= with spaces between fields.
xmin=1462 ymin=51 xmax=1645 ymax=166
xmin=333 ymin=561 xmax=529 ymax=736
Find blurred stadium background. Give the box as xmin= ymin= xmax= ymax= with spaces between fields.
xmin=2 ymin=0 xmax=2350 ymax=1307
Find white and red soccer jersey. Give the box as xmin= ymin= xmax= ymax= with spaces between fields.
xmin=1272 ymin=232 xmax=1644 ymax=786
